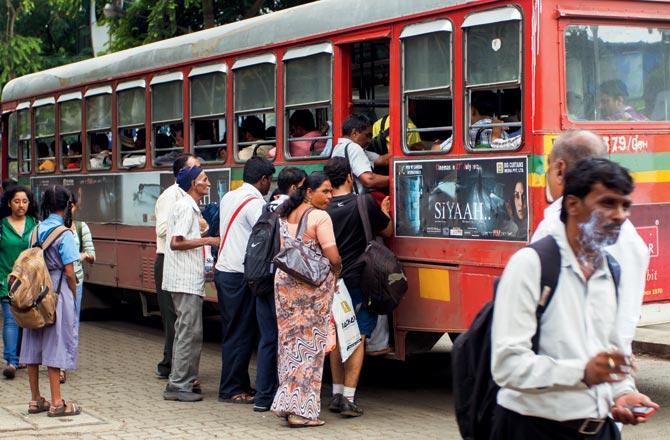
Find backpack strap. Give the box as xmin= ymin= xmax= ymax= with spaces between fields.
xmin=605 ymin=252 xmax=621 ymax=301
xmin=29 ymin=227 xmax=39 ymax=247
xmin=218 ymin=196 xmax=258 ymax=258
xmin=39 ymin=225 xmax=70 ymax=251
xmin=76 ymin=221 xmax=83 ymax=253
xmin=526 ymin=235 xmax=561 ymax=353
xmin=380 ymin=115 xmax=390 ymax=138
xmin=343 ymin=142 xmax=359 ymax=195
xmin=355 ymin=195 xmax=373 ymax=243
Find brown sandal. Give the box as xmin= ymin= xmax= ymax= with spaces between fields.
xmin=287 ymin=414 xmax=325 ymax=428
xmin=28 ymin=397 xmax=51 ymax=414
xmin=47 ymin=399 xmax=81 ymax=417
xmin=220 ymin=392 xmax=254 ymax=404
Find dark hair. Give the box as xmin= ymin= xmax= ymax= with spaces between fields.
xmin=560 ymin=158 xmax=634 ymax=223
xmin=471 ymin=91 xmax=496 ymax=117
xmin=69 ymin=188 xmax=78 ymax=205
xmin=37 ymin=142 xmax=50 ymax=157
xmin=289 ymin=109 xmax=316 ymax=132
xmin=69 ymin=141 xmax=82 ymax=155
xmin=599 ymin=79 xmax=629 ymax=99
xmin=323 ymin=156 xmax=351 ymax=189
xmin=2 ymin=180 xmax=15 ymax=192
xmin=342 ymin=114 xmax=371 ymax=136
xmin=278 ymin=172 xmax=330 ymax=217
xmin=277 ymin=167 xmax=308 ymax=194
xmin=172 ymin=153 xmax=197 ymax=177
xmin=243 ymin=156 xmax=275 ymax=184
xmin=241 ymin=115 xmax=266 ymax=140
xmin=0 ymin=185 xmax=38 ymax=220
xmin=41 ymin=185 xmax=74 ymax=228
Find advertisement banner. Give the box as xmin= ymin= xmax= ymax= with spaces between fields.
xmin=629 ymin=203 xmax=670 ymax=302
xmin=394 ymin=157 xmax=528 ymax=242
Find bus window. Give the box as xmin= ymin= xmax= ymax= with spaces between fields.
xmin=151 ymin=73 xmax=183 ymax=167
xmin=351 ymin=40 xmax=389 ymax=123
xmin=190 ymin=64 xmax=227 ymax=163
xmin=461 ymin=8 xmax=522 ymax=152
xmin=401 ymin=21 xmax=453 ymax=153
xmin=17 ymin=106 xmax=31 ymax=175
xmin=7 ymin=112 xmax=17 ymax=181
xmin=565 ymin=25 xmax=670 ymax=122
xmin=233 ymin=55 xmax=276 ymax=162
xmin=117 ymin=80 xmax=147 ymax=169
xmin=283 ymin=45 xmax=332 ymax=159
xmin=85 ymin=86 xmax=112 ymax=170
xmin=58 ymin=93 xmax=83 ymax=172
xmin=34 ymin=99 xmax=56 ymax=173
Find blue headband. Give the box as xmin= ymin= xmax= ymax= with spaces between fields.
xmin=177 ymin=166 xmax=203 ymax=192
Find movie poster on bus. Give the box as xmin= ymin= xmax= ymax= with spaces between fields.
xmin=159 ymin=168 xmax=230 ymax=206
xmin=394 ymin=157 xmax=528 ymax=242
xmin=120 ymin=172 xmax=162 ymax=226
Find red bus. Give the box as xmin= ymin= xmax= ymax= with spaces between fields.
xmin=2 ymin=0 xmax=670 ymax=358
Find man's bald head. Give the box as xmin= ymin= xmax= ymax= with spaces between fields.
xmin=546 ymin=130 xmax=608 ymax=201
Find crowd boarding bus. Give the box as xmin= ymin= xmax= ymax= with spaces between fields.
xmin=2 ymin=0 xmax=670 ymax=359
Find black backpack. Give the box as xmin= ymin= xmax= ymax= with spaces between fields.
xmin=368 ymin=115 xmax=389 ymax=156
xmin=355 ymin=194 xmax=408 ymax=314
xmin=243 ymin=205 xmax=280 ymax=297
xmin=451 ymin=235 xmax=621 ymax=440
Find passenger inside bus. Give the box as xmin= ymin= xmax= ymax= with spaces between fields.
xmin=65 ymin=142 xmax=82 ymax=170
xmin=89 ymin=133 xmax=112 ymax=169
xmin=37 ymin=142 xmax=56 ymax=172
xmin=288 ymin=109 xmax=326 ymax=157
xmin=237 ymin=116 xmax=274 ymax=161
xmin=599 ymin=79 xmax=648 ymax=121
xmin=153 ymin=124 xmax=184 ymax=166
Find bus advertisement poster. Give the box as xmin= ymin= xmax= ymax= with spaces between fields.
xmin=394 ymin=157 xmax=528 ymax=242
xmin=159 ymin=168 xmax=230 ymax=205
xmin=630 ymin=204 xmax=670 ymax=302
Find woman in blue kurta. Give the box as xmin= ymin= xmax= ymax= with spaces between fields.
xmin=19 ymin=186 xmax=81 ymax=417
xmin=0 ymin=185 xmax=38 ymax=379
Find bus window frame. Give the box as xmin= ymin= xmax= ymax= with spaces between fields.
xmin=7 ymin=111 xmax=18 ymax=181
xmin=33 ymin=98 xmax=56 ymax=174
xmin=559 ymin=19 xmax=670 ymax=131
xmin=116 ymin=79 xmax=148 ymax=170
xmin=58 ymin=93 xmax=83 ymax=173
xmin=282 ymin=44 xmax=333 ymax=162
xmin=150 ymin=72 xmax=184 ymax=167
xmin=189 ymin=63 xmax=228 ymax=165
xmin=85 ymin=86 xmax=114 ymax=172
xmin=462 ymin=7 xmax=524 ymax=153
xmin=232 ymin=54 xmax=277 ymax=164
xmin=16 ymin=104 xmax=32 ymax=176
xmin=400 ymin=20 xmax=454 ymax=155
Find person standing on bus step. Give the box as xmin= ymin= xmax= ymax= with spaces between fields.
xmin=20 ymin=186 xmax=81 ymax=417
xmin=331 ymin=114 xmax=388 ymax=193
xmin=58 ymin=190 xmax=96 ymax=385
xmin=533 ymin=130 xmax=649 ymax=385
xmin=153 ymin=154 xmax=203 ymax=380
xmin=323 ymin=157 xmax=392 ymax=417
xmin=491 ymin=158 xmax=658 ymax=439
xmin=162 ymin=166 xmax=219 ymax=402
xmin=271 ymin=172 xmax=341 ymax=427
xmin=0 ymin=185 xmax=38 ymax=379
xmin=215 ymin=156 xmax=275 ymax=404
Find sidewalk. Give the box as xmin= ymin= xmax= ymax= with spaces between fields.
xmin=634 ymin=322 xmax=670 ymax=359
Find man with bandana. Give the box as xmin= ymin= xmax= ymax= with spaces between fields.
xmin=162 ymin=166 xmax=219 ymax=402
xmin=490 ymin=158 xmax=657 ymax=439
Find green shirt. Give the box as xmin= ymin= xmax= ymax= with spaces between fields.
xmin=0 ymin=216 xmax=37 ymax=298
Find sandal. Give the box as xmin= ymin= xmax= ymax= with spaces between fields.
xmin=47 ymin=400 xmax=81 ymax=418
xmin=59 ymin=370 xmax=66 ymax=384
xmin=220 ymin=392 xmax=254 ymax=404
xmin=192 ymin=379 xmax=202 ymax=394
xmin=28 ymin=397 xmax=51 ymax=414
xmin=287 ymin=414 xmax=325 ymax=428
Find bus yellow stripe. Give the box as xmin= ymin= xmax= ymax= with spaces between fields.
xmin=418 ymin=268 xmax=450 ymax=302
xmin=630 ymin=170 xmax=670 ymax=184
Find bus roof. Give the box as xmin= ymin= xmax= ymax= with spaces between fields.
xmin=2 ymin=0 xmax=476 ymax=103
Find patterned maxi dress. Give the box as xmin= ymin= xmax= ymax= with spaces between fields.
xmin=271 ymin=210 xmax=337 ymax=420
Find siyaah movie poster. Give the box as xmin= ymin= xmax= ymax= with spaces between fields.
xmin=394 ymin=157 xmax=528 ymax=242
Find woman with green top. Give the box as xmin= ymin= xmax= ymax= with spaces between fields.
xmin=0 ymin=185 xmax=38 ymax=379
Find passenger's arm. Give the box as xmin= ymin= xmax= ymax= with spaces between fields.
xmin=314 ymin=212 xmax=342 ymax=275
xmin=373 ymin=154 xmax=390 ymax=167
xmin=64 ymin=263 xmax=77 ymax=298
xmin=155 ymin=194 xmax=168 ymax=241
xmin=378 ymin=196 xmax=393 ymax=238
xmin=358 ymin=171 xmax=389 ymax=190
xmin=170 ymin=235 xmax=220 ymax=251
xmin=80 ymin=222 xmax=96 ymax=263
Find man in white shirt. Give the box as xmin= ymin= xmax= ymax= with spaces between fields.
xmin=215 ymin=156 xmax=275 ymax=405
xmin=491 ymin=158 xmax=657 ymax=439
xmin=331 ymin=114 xmax=388 ymax=193
xmin=162 ymin=166 xmax=219 ymax=402
xmin=153 ymin=154 xmax=200 ymax=379
xmin=532 ymin=130 xmax=649 ymax=368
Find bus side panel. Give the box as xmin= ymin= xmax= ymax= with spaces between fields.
xmin=86 ymin=239 xmax=118 ymax=286
xmin=140 ymin=243 xmax=158 ymax=292
xmin=116 ymin=242 xmax=144 ymax=290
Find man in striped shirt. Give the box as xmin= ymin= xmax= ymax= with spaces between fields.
xmin=162 ymin=166 xmax=219 ymax=402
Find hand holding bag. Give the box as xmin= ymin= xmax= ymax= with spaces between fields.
xmin=272 ymin=208 xmax=331 ymax=287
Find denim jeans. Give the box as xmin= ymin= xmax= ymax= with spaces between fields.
xmin=1 ymin=300 xmax=20 ymax=365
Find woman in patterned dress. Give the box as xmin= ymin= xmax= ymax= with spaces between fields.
xmin=271 ymin=172 xmax=341 ymax=428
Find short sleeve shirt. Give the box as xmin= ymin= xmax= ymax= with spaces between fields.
xmin=38 ymin=214 xmax=80 ymax=266
xmin=331 ymin=138 xmax=372 ymax=194
xmin=0 ymin=216 xmax=37 ymax=298
xmin=326 ymin=193 xmax=390 ymax=289
xmin=162 ymin=196 xmax=205 ymax=295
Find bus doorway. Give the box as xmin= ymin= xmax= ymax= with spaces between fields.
xmin=349 ymin=39 xmax=390 ymax=122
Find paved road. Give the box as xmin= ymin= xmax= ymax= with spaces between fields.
xmin=0 ymin=310 xmax=668 ymax=439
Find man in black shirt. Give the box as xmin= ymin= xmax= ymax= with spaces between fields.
xmin=324 ymin=157 xmax=392 ymax=417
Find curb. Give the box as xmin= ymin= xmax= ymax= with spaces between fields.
xmin=633 ymin=340 xmax=670 ymax=360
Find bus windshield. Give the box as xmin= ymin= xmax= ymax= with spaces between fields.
xmin=565 ymin=24 xmax=670 ymax=122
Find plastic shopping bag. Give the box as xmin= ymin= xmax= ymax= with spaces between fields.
xmin=332 ymin=279 xmax=362 ymax=362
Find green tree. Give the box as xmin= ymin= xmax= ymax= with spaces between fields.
xmin=105 ymin=0 xmax=318 ymax=52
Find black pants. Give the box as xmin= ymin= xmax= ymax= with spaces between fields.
xmin=254 ymin=292 xmax=278 ymax=407
xmin=215 ymin=270 xmax=257 ymax=399
xmin=154 ymin=254 xmax=176 ymax=377
xmin=491 ymin=405 xmax=621 ymax=440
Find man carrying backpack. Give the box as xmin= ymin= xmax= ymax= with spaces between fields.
xmin=490 ymin=158 xmax=657 ymax=439
xmin=323 ymin=157 xmax=392 ymax=417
